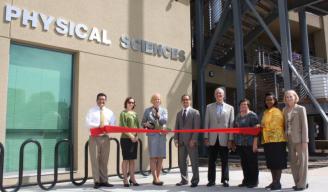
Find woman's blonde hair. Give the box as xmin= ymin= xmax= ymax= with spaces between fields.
xmin=150 ymin=93 xmax=161 ymax=104
xmin=284 ymin=90 xmax=299 ymax=104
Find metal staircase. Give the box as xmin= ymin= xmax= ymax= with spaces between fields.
xmin=193 ymin=0 xmax=328 ymax=123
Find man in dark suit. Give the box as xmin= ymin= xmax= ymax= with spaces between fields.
xmin=174 ymin=94 xmax=200 ymax=188
xmin=204 ymin=87 xmax=234 ymax=187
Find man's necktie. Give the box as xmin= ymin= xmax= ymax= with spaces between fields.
xmin=100 ymin=109 xmax=105 ymax=127
xmin=182 ymin=109 xmax=186 ymax=125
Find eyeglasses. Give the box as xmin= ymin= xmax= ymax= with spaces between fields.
xmin=128 ymin=101 xmax=135 ymax=104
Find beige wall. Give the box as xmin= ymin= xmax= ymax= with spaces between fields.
xmin=0 ymin=37 xmax=10 ymax=143
xmin=0 ymin=0 xmax=191 ymax=184
xmin=289 ymin=11 xmax=322 ymax=29
xmin=314 ymin=16 xmax=328 ymax=61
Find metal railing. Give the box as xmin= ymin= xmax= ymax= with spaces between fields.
xmin=0 ymin=136 xmax=175 ymax=191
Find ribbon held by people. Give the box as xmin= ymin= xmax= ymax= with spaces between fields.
xmin=90 ymin=125 xmax=261 ymax=137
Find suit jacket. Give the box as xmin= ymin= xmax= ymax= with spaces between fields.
xmin=283 ymin=104 xmax=309 ymax=143
xmin=204 ymin=102 xmax=234 ymax=146
xmin=174 ymin=107 xmax=200 ymax=145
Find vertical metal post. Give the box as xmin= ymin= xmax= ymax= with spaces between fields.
xmin=299 ymin=8 xmax=311 ymax=89
xmin=195 ymin=0 xmax=207 ymax=157
xmin=195 ymin=0 xmax=205 ymax=126
xmin=232 ymin=0 xmax=245 ymax=104
xmin=278 ymin=0 xmax=292 ymax=90
xmin=299 ymin=7 xmax=315 ymax=154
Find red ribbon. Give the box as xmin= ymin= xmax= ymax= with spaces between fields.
xmin=90 ymin=125 xmax=261 ymax=137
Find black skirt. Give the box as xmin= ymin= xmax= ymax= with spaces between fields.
xmin=120 ymin=138 xmax=138 ymax=160
xmin=263 ymin=142 xmax=287 ymax=170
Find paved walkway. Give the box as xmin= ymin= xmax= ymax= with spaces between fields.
xmin=16 ymin=166 xmax=328 ymax=191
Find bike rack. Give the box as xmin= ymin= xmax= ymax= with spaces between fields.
xmin=109 ymin=138 xmax=123 ymax=179
xmin=138 ymin=138 xmax=150 ymax=176
xmin=0 ymin=135 xmax=175 ymax=191
xmin=162 ymin=136 xmax=174 ymax=173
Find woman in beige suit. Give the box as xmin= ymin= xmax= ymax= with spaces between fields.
xmin=283 ymin=90 xmax=309 ymax=191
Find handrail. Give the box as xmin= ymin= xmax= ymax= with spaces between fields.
xmin=288 ymin=61 xmax=328 ymax=124
xmin=109 ymin=138 xmax=123 ymax=179
xmin=162 ymin=136 xmax=174 ymax=173
xmin=138 ymin=138 xmax=150 ymax=176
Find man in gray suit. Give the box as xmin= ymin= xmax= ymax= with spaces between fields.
xmin=174 ymin=94 xmax=200 ymax=188
xmin=204 ymin=88 xmax=234 ymax=187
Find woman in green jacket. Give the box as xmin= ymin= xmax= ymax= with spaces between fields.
xmin=119 ymin=97 xmax=140 ymax=187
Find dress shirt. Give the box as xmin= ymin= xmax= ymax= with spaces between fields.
xmin=216 ymin=102 xmax=223 ymax=115
xmin=86 ymin=106 xmax=115 ymax=130
xmin=182 ymin=106 xmax=191 ymax=116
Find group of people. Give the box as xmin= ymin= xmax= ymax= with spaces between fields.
xmin=85 ymin=88 xmax=309 ymax=191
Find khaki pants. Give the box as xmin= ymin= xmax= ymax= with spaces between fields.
xmin=89 ymin=135 xmax=110 ymax=183
xmin=288 ymin=141 xmax=308 ymax=188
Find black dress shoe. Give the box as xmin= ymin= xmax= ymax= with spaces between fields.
xmin=94 ymin=183 xmax=101 ymax=189
xmin=222 ymin=181 xmax=229 ymax=187
xmin=294 ymin=187 xmax=305 ymax=191
xmin=238 ymin=183 xmax=247 ymax=187
xmin=206 ymin=182 xmax=215 ymax=187
xmin=101 ymin=182 xmax=114 ymax=187
xmin=190 ymin=183 xmax=198 ymax=187
xmin=270 ymin=183 xmax=282 ymax=191
xmin=265 ymin=183 xmax=273 ymax=189
xmin=294 ymin=184 xmax=308 ymax=189
xmin=247 ymin=183 xmax=258 ymax=188
xmin=124 ymin=183 xmax=130 ymax=187
xmin=176 ymin=181 xmax=188 ymax=186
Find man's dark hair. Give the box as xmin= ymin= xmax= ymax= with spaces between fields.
xmin=181 ymin=94 xmax=191 ymax=101
xmin=96 ymin=93 xmax=107 ymax=100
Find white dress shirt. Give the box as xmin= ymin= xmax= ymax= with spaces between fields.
xmin=85 ymin=106 xmax=115 ymax=130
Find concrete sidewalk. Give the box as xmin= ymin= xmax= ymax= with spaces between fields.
xmin=16 ymin=166 xmax=328 ymax=191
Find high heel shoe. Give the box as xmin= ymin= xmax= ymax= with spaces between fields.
xmin=129 ymin=179 xmax=140 ymax=186
xmin=123 ymin=180 xmax=130 ymax=187
xmin=152 ymin=180 xmax=164 ymax=186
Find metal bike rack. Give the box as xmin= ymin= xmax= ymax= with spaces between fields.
xmin=0 ymin=135 xmax=175 ymax=191
xmin=0 ymin=139 xmax=42 ymax=192
xmin=138 ymin=138 xmax=150 ymax=176
xmin=162 ymin=136 xmax=174 ymax=173
xmin=109 ymin=138 xmax=123 ymax=179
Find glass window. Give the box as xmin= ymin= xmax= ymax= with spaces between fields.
xmin=5 ymin=43 xmax=73 ymax=173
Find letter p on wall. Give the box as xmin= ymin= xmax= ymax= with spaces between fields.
xmin=5 ymin=4 xmax=21 ymax=22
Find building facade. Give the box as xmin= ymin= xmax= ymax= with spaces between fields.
xmin=0 ymin=0 xmax=191 ymax=184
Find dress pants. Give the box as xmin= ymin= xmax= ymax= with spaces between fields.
xmin=288 ymin=141 xmax=308 ymax=189
xmin=89 ymin=135 xmax=110 ymax=183
xmin=178 ymin=142 xmax=199 ymax=184
xmin=236 ymin=145 xmax=259 ymax=185
xmin=208 ymin=139 xmax=229 ymax=183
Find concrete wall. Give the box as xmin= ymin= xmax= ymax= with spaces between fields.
xmin=0 ymin=0 xmax=191 ymax=185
